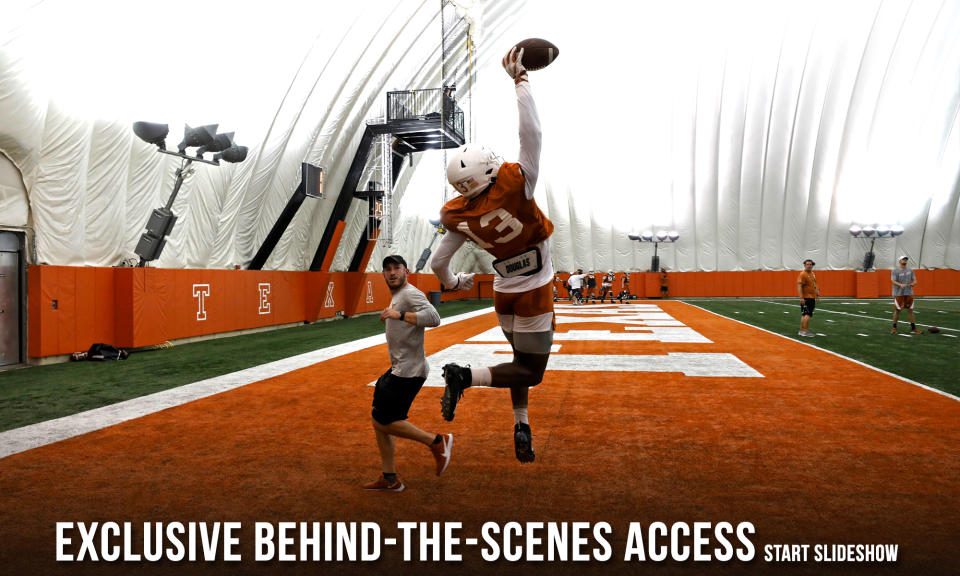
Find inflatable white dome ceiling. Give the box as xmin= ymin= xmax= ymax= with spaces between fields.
xmin=2 ymin=0 xmax=959 ymax=272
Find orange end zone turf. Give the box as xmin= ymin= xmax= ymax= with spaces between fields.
xmin=1 ymin=301 xmax=958 ymax=575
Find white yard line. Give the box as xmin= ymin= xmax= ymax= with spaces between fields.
xmin=680 ymin=301 xmax=959 ymax=403
xmin=0 ymin=307 xmax=495 ymax=460
xmin=755 ymin=300 xmax=959 ymax=332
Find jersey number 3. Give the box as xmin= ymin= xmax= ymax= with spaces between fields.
xmin=457 ymin=207 xmax=523 ymax=249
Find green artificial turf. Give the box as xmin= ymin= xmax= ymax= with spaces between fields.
xmin=683 ymin=297 xmax=960 ymax=397
xmin=0 ymin=299 xmax=493 ymax=432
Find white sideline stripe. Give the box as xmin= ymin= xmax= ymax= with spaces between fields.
xmin=0 ymin=307 xmax=495 ymax=460
xmin=681 ymin=301 xmax=960 ymax=403
xmin=756 ymin=300 xmax=959 ymax=332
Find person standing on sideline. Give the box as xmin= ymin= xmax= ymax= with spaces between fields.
xmin=363 ymin=255 xmax=450 ymax=491
xmin=431 ymin=46 xmax=553 ymax=463
xmin=659 ymin=269 xmax=669 ymax=299
xmin=797 ymin=259 xmax=820 ymax=338
xmin=891 ymin=255 xmax=921 ymax=334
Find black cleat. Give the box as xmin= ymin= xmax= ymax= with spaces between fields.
xmin=441 ymin=364 xmax=472 ymax=421
xmin=514 ymin=422 xmax=535 ymax=463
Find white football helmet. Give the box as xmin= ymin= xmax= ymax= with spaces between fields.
xmin=446 ymin=144 xmax=502 ymax=198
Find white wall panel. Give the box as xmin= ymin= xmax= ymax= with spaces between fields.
xmin=1 ymin=0 xmax=958 ymax=273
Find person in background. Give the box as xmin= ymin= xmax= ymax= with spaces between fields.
xmin=600 ymin=271 xmax=615 ymax=303
xmin=363 ymin=255 xmax=449 ymax=491
xmin=797 ymin=259 xmax=820 ymax=338
xmin=553 ymin=273 xmax=566 ymax=302
xmin=618 ymin=274 xmax=631 ymax=303
xmin=659 ymin=269 xmax=669 ymax=299
xmin=567 ymin=268 xmax=586 ymax=305
xmin=891 ymin=255 xmax=921 ymax=334
xmin=585 ymin=271 xmax=598 ymax=303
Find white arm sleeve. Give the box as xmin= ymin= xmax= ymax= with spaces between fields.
xmin=430 ymin=230 xmax=468 ymax=288
xmin=516 ymin=81 xmax=542 ymax=200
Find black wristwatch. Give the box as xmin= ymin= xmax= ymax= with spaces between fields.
xmin=399 ymin=311 xmax=406 ymax=322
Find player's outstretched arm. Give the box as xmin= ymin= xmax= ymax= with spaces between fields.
xmin=430 ymin=231 xmax=474 ymax=291
xmin=503 ymin=46 xmax=542 ymax=200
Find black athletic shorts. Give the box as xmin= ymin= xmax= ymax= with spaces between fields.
xmin=800 ymin=298 xmax=816 ymax=317
xmin=371 ymin=368 xmax=426 ymax=425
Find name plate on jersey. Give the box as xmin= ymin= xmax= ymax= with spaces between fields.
xmin=493 ymin=247 xmax=542 ymax=278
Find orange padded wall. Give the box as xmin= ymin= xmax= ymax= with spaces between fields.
xmin=27 ymin=266 xmax=960 ymax=357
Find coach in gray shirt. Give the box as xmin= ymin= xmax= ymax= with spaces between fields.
xmin=891 ymin=255 xmax=920 ymax=334
xmin=362 ymin=255 xmax=451 ymax=492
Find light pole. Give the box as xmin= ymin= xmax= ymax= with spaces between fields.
xmin=131 ymin=122 xmax=248 ymax=267
xmin=849 ymin=224 xmax=903 ymax=270
xmin=628 ymin=230 xmax=679 ymax=272
xmin=415 ymin=219 xmax=446 ymax=273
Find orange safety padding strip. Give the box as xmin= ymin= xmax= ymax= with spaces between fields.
xmin=356 ymin=237 xmax=379 ymax=275
xmin=856 ymin=271 xmax=880 ymax=298
xmin=319 ymin=221 xmax=347 ymax=272
xmin=26 ymin=266 xmax=960 ymax=357
xmin=55 ymin=266 xmax=76 ymax=353
xmin=113 ymin=268 xmax=135 ymax=347
xmin=27 ymin=266 xmax=49 ymax=356
xmin=344 ymin=272 xmax=372 ymax=317
xmin=4 ymin=301 xmax=960 ymax=575
xmin=74 ymin=267 xmax=95 ymax=351
xmin=93 ymin=267 xmax=115 ymax=345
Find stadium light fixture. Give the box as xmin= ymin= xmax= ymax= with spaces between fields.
xmin=849 ymin=222 xmax=903 ymax=271
xmin=215 ymin=145 xmax=249 ymax=164
xmin=177 ymin=124 xmax=218 ymax=154
xmin=628 ymin=229 xmax=679 ymax=272
xmin=132 ymin=121 xmax=169 ymax=149
xmin=131 ymin=120 xmax=247 ymax=267
xmin=197 ymin=131 xmax=234 ymax=156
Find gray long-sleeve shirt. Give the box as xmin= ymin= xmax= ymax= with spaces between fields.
xmin=386 ymin=282 xmax=441 ymax=378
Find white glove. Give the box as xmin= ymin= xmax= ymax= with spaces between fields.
xmin=454 ymin=272 xmax=475 ymax=291
xmin=502 ymin=46 xmax=528 ymax=84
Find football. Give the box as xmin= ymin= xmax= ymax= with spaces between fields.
xmin=927 ymin=326 xmax=940 ymax=333
xmin=515 ymin=38 xmax=560 ymax=71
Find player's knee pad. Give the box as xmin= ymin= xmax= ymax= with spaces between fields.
xmin=512 ymin=330 xmax=553 ymax=354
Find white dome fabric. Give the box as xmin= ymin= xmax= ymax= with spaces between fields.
xmin=2 ymin=0 xmax=959 ymax=273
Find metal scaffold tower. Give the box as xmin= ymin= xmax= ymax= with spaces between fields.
xmin=441 ymin=0 xmax=476 ymax=202
xmin=364 ymin=113 xmax=393 ymax=247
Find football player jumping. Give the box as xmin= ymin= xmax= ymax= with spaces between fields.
xmin=430 ymin=46 xmax=554 ymax=463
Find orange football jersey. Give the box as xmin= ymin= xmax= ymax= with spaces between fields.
xmin=797 ymin=271 xmax=818 ymax=298
xmin=440 ymin=162 xmax=554 ymax=260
